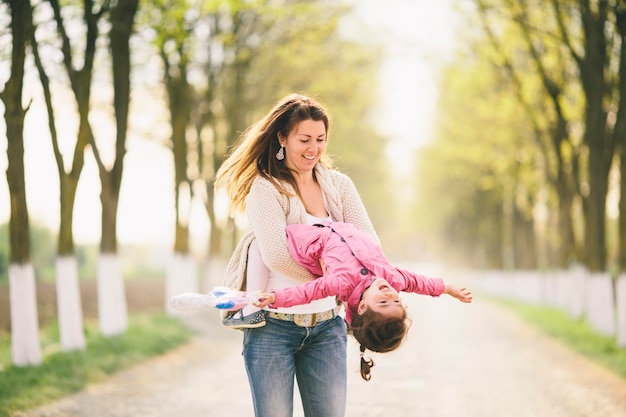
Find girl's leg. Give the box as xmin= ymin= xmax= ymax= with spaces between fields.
xmin=296 ymin=317 xmax=348 ymax=417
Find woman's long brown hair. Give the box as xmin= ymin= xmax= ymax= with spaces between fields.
xmin=214 ymin=93 xmax=333 ymax=213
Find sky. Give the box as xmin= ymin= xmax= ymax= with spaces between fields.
xmin=0 ymin=0 xmax=461 ymax=250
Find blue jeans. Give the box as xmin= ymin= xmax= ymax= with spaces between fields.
xmin=242 ymin=315 xmax=347 ymax=417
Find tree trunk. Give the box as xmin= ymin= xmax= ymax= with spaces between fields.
xmin=57 ymin=176 xmax=79 ymax=255
xmin=100 ymin=176 xmax=119 ymax=254
xmin=167 ymin=73 xmax=192 ymax=255
xmin=583 ymin=128 xmax=611 ymax=272
xmin=555 ymin=179 xmax=577 ymax=268
xmin=165 ymin=253 xmax=198 ymax=314
xmin=620 ymin=150 xmax=626 ymax=271
xmin=205 ymin=182 xmax=223 ymax=258
xmin=98 ymin=0 xmax=137 ymax=255
xmin=55 ymin=256 xmax=85 ymax=350
xmin=513 ymin=203 xmax=537 ymax=270
xmin=9 ymin=265 xmax=41 ymax=365
xmin=97 ymin=254 xmax=127 ymax=336
xmin=93 ymin=0 xmax=138 ymax=336
xmin=161 ymin=44 xmax=197 ymax=306
xmin=579 ymin=2 xmax=614 ymax=272
xmin=614 ymin=5 xmax=626 ymax=273
xmin=30 ymin=0 xmax=94 ymax=351
xmin=97 ymin=172 xmax=127 ymax=335
xmin=1 ymin=0 xmax=42 ymax=366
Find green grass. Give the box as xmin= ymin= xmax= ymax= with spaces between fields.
xmin=493 ymin=297 xmax=626 ymax=380
xmin=0 ymin=314 xmax=191 ymax=417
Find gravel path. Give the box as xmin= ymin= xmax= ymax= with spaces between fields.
xmin=14 ymin=293 xmax=626 ymax=417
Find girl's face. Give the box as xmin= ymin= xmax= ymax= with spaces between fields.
xmin=358 ymin=278 xmax=405 ymax=318
xmin=279 ymin=119 xmax=327 ymax=175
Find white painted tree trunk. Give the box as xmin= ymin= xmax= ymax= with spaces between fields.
xmin=616 ymin=274 xmax=626 ymax=348
xmin=97 ymin=254 xmax=128 ymax=336
xmin=165 ymin=253 xmax=198 ymax=315
xmin=9 ymin=263 xmax=42 ymax=366
xmin=585 ymin=272 xmax=615 ymax=336
xmin=204 ymin=256 xmax=228 ymax=290
xmin=564 ymin=265 xmax=587 ymax=320
xmin=55 ymin=256 xmax=86 ymax=351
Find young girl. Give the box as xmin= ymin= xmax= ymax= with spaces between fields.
xmin=223 ymin=220 xmax=472 ymax=380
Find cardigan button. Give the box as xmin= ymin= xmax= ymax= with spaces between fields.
xmin=360 ymin=268 xmax=368 ymax=275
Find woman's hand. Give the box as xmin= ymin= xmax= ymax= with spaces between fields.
xmin=444 ymin=284 xmax=473 ymax=303
xmin=254 ymin=292 xmax=276 ymax=308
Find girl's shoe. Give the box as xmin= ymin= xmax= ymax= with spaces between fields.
xmin=221 ymin=310 xmax=266 ymax=329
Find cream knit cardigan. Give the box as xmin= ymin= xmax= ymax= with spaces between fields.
xmin=221 ymin=164 xmax=379 ymax=292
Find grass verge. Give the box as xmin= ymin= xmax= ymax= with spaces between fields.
xmin=0 ymin=314 xmax=191 ymax=416
xmin=492 ymin=297 xmax=626 ymax=380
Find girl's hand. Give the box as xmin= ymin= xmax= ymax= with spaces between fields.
xmin=444 ymin=284 xmax=473 ymax=303
xmin=253 ymin=292 xmax=276 ymax=308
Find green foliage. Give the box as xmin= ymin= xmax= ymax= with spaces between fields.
xmin=459 ymin=0 xmax=624 ymax=272
xmin=413 ymin=47 xmax=540 ymax=267
xmin=138 ymin=0 xmax=393 ymax=251
xmin=0 ymin=314 xmax=191 ymax=416
xmin=244 ymin=1 xmax=393 ymax=236
xmin=493 ymin=297 xmax=626 ymax=380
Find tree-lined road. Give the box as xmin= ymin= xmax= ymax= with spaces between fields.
xmin=14 ymin=294 xmax=626 ymax=417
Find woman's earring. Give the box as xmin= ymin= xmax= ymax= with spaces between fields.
xmin=276 ymin=146 xmax=285 ymax=161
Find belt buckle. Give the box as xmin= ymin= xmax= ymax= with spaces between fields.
xmin=294 ymin=313 xmax=316 ymax=327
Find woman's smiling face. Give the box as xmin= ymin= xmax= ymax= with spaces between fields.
xmin=279 ymin=119 xmax=327 ymax=175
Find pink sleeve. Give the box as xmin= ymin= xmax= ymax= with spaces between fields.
xmin=271 ymin=277 xmax=341 ymax=308
xmin=396 ymin=267 xmax=445 ymax=296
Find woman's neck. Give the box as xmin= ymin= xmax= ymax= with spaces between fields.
xmin=296 ymin=173 xmax=327 ymax=217
xmin=295 ymin=172 xmax=315 ymax=189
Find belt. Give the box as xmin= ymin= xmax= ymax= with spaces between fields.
xmin=267 ymin=308 xmax=337 ymax=327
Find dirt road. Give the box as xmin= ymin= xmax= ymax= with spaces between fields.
xmin=14 ymin=293 xmax=626 ymax=417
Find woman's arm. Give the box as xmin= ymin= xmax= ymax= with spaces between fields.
xmin=332 ymin=171 xmax=380 ymax=245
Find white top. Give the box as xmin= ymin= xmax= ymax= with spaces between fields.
xmin=265 ymin=211 xmax=334 ymax=314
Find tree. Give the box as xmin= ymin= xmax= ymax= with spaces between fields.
xmin=473 ymin=0 xmax=583 ymax=268
xmin=91 ymin=0 xmax=139 ymax=336
xmin=468 ymin=0 xmax=625 ymax=272
xmin=553 ymin=0 xmax=620 ymax=272
xmin=30 ymin=0 xmax=139 ymax=340
xmin=34 ymin=0 xmax=138 ymax=337
xmin=210 ymin=0 xmax=392 ymax=242
xmin=1 ymin=0 xmax=42 ymax=365
xmin=415 ymin=48 xmax=542 ymax=269
xmin=248 ymin=1 xmax=392 ymax=236
xmin=140 ymin=0 xmax=204 ymax=305
xmin=29 ymin=0 xmax=109 ymax=349
xmin=614 ymin=2 xmax=626 ymax=272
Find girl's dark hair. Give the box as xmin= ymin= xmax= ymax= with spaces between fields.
xmin=359 ymin=345 xmax=375 ymax=381
xmin=349 ymin=308 xmax=411 ymax=381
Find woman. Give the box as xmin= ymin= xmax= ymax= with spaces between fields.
xmin=215 ymin=93 xmax=378 ymax=417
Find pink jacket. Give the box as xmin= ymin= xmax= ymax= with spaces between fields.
xmin=269 ymin=222 xmax=445 ymax=324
